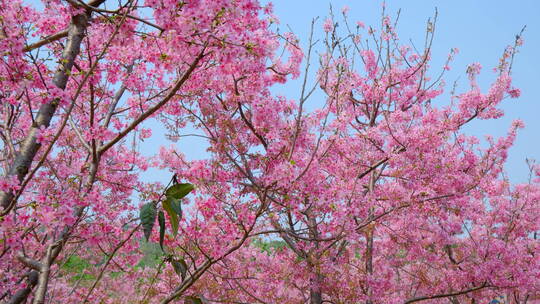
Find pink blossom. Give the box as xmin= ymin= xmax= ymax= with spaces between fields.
xmin=508 ymin=87 xmax=521 ymax=98
xmin=323 ymin=18 xmax=333 ymax=33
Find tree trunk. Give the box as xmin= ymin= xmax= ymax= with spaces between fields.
xmin=0 ymin=0 xmax=105 ymax=211
xmin=310 ymin=273 xmax=323 ymax=304
xmin=6 ymin=271 xmax=38 ymax=304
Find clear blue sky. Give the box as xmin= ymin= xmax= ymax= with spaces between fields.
xmin=264 ymin=0 xmax=540 ymax=182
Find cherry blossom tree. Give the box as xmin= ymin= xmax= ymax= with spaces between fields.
xmin=152 ymin=8 xmax=537 ymax=304
xmin=1 ymin=1 xmax=538 ymax=304
xmin=0 ymin=0 xmax=300 ymax=303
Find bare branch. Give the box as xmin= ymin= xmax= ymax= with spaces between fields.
xmin=24 ymin=30 xmax=69 ymax=52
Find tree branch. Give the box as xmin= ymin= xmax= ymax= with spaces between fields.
xmin=404 ymin=282 xmax=489 ymax=304
xmin=5 ymin=271 xmax=38 ymax=304
xmin=24 ymin=30 xmax=69 ymax=52
xmin=98 ymin=48 xmax=207 ymax=155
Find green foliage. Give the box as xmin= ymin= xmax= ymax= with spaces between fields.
xmin=61 ymin=255 xmax=96 ymax=282
xmin=139 ymin=182 xmax=193 ymax=246
xmin=158 ymin=210 xmax=166 ymax=251
xmin=62 ymin=255 xmax=91 ymax=273
xmin=170 ymin=258 xmax=188 ymax=281
xmin=137 ymin=241 xmax=164 ymax=268
xmin=138 ymin=181 xmax=195 ymax=269
xmin=162 ymin=182 xmax=192 ymax=237
xmin=252 ymin=239 xmax=288 ymax=254
xmin=166 ymin=183 xmax=194 ymax=200
xmin=162 ymin=197 xmax=181 ymax=237
xmin=140 ymin=202 xmax=157 ymax=241
xmin=61 ymin=255 xmax=126 ymax=283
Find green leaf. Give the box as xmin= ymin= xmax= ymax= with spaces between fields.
xmin=170 ymin=197 xmax=183 ymax=216
xmin=139 ymin=203 xmax=157 ymax=241
xmin=171 ymin=258 xmax=188 ymax=281
xmin=162 ymin=197 xmax=180 ymax=236
xmin=166 ymin=183 xmax=194 ymax=200
xmin=158 ymin=211 xmax=166 ymax=251
xmin=185 ymin=296 xmax=202 ymax=304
